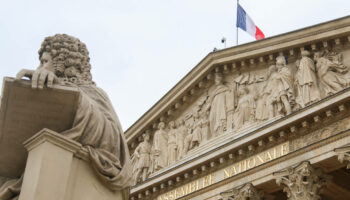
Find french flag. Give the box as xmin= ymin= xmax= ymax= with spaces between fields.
xmin=237 ymin=4 xmax=265 ymax=40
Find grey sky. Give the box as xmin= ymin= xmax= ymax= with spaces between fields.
xmin=0 ymin=0 xmax=349 ymax=130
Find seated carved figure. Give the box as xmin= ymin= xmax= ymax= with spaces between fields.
xmin=0 ymin=34 xmax=133 ymax=199
xmin=314 ymin=51 xmax=350 ymax=97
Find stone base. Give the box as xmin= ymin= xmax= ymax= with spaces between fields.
xmin=19 ymin=129 xmax=127 ymax=200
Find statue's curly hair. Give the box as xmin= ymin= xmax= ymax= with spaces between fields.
xmin=38 ymin=34 xmax=94 ymax=85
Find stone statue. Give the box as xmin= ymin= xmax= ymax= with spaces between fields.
xmin=255 ymin=65 xmax=279 ymax=121
xmin=275 ymin=55 xmax=295 ymax=115
xmin=152 ymin=122 xmax=168 ymax=171
xmin=167 ymin=121 xmax=177 ymax=165
xmin=233 ymin=86 xmax=256 ymax=130
xmin=314 ymin=51 xmax=349 ymax=97
xmin=131 ymin=132 xmax=151 ymax=183
xmin=295 ymin=50 xmax=321 ymax=108
xmin=175 ymin=120 xmax=186 ymax=160
xmin=208 ymin=73 xmax=230 ymax=136
xmin=191 ymin=110 xmax=202 ymax=148
xmin=1 ymin=34 xmax=133 ymax=199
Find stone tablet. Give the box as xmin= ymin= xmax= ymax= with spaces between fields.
xmin=0 ymin=77 xmax=79 ymax=178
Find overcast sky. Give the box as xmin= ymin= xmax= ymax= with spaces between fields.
xmin=0 ymin=0 xmax=349 ymax=131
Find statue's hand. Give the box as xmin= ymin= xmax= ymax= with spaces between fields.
xmin=31 ymin=68 xmax=59 ymax=89
xmin=16 ymin=68 xmax=59 ymax=89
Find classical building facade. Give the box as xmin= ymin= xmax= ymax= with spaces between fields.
xmin=126 ymin=17 xmax=350 ymax=200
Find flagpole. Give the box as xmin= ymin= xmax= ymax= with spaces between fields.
xmin=236 ymin=0 xmax=239 ymax=46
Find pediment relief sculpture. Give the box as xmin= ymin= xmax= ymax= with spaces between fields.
xmin=131 ymin=48 xmax=350 ymax=184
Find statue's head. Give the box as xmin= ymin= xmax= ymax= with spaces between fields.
xmin=158 ymin=122 xmax=165 ymax=129
xmin=301 ymin=50 xmax=310 ymax=57
xmin=169 ymin=121 xmax=175 ymax=129
xmin=214 ymin=73 xmax=223 ymax=85
xmin=143 ymin=131 xmax=150 ymax=142
xmin=276 ymin=55 xmax=287 ymax=66
xmin=38 ymin=34 xmax=93 ymax=85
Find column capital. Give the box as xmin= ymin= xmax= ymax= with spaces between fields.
xmin=334 ymin=145 xmax=350 ymax=169
xmin=273 ymin=161 xmax=331 ymax=200
xmin=220 ymin=183 xmax=264 ymax=200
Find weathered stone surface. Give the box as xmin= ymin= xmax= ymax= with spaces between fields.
xmin=0 ymin=78 xmax=79 ymax=178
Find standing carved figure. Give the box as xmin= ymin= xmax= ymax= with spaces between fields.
xmin=314 ymin=51 xmax=349 ymax=97
xmin=191 ymin=110 xmax=202 ymax=148
xmin=152 ymin=122 xmax=168 ymax=171
xmin=0 ymin=34 xmax=134 ymax=199
xmin=295 ymin=50 xmax=321 ymax=108
xmin=182 ymin=123 xmax=193 ymax=156
xmin=167 ymin=121 xmax=177 ymax=165
xmin=175 ymin=120 xmax=186 ymax=160
xmin=275 ymin=56 xmax=295 ymax=115
xmin=255 ymin=65 xmax=279 ymax=121
xmin=233 ymin=86 xmax=256 ymax=130
xmin=131 ymin=132 xmax=151 ymax=184
xmin=201 ymin=109 xmax=210 ymax=142
xmin=209 ymin=73 xmax=230 ymax=136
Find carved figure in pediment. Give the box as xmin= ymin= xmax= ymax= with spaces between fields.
xmin=201 ymin=109 xmax=210 ymax=142
xmin=209 ymin=73 xmax=230 ymax=136
xmin=182 ymin=122 xmax=193 ymax=156
xmin=167 ymin=121 xmax=177 ymax=165
xmin=275 ymin=55 xmax=295 ymax=115
xmin=176 ymin=120 xmax=186 ymax=160
xmin=314 ymin=51 xmax=349 ymax=97
xmin=295 ymin=50 xmax=321 ymax=108
xmin=191 ymin=110 xmax=202 ymax=148
xmin=131 ymin=132 xmax=151 ymax=183
xmin=255 ymin=65 xmax=280 ymax=121
xmin=233 ymin=86 xmax=256 ymax=130
xmin=152 ymin=122 xmax=168 ymax=171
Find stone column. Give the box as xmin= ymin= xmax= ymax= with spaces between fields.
xmin=334 ymin=146 xmax=350 ymax=169
xmin=19 ymin=128 xmax=82 ymax=200
xmin=220 ymin=183 xmax=264 ymax=200
xmin=273 ymin=161 xmax=331 ymax=200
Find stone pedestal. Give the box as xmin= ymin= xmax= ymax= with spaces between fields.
xmin=19 ymin=128 xmax=127 ymax=200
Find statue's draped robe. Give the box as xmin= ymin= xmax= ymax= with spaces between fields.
xmin=296 ymin=57 xmax=321 ymax=107
xmin=152 ymin=130 xmax=168 ymax=171
xmin=316 ymin=57 xmax=349 ymax=96
xmin=275 ymin=66 xmax=295 ymax=112
xmin=255 ymin=72 xmax=280 ymax=120
xmin=233 ymin=93 xmax=256 ymax=130
xmin=131 ymin=140 xmax=151 ymax=183
xmin=209 ymin=85 xmax=229 ymax=136
xmin=61 ymin=84 xmax=134 ymax=191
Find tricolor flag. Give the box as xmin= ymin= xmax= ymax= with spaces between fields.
xmin=237 ymin=4 xmax=265 ymax=40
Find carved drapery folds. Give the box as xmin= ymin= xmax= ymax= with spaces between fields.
xmin=220 ymin=183 xmax=264 ymax=200
xmin=131 ymin=49 xmax=350 ymax=184
xmin=273 ymin=161 xmax=331 ymax=200
xmin=334 ymin=146 xmax=350 ymax=169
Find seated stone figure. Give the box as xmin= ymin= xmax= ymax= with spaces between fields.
xmin=0 ymin=34 xmax=133 ymax=199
